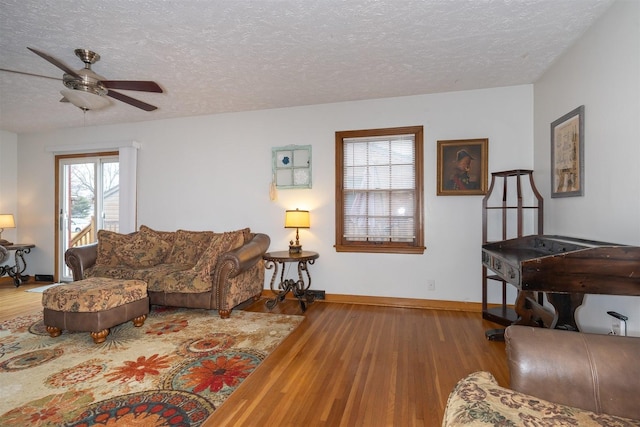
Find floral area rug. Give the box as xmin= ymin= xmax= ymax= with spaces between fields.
xmin=0 ymin=306 xmax=303 ymax=426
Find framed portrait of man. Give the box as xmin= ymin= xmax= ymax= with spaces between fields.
xmin=437 ymin=138 xmax=488 ymax=196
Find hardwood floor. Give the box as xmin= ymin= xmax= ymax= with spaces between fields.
xmin=207 ymin=299 xmax=509 ymax=426
xmin=0 ymin=281 xmax=509 ymax=426
xmin=0 ymin=278 xmax=46 ymax=321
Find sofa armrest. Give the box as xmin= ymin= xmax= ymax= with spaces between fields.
xmin=213 ymin=233 xmax=270 ymax=317
xmin=218 ymin=233 xmax=271 ymax=276
xmin=65 ymin=242 xmax=98 ymax=281
xmin=505 ymin=325 xmax=640 ymax=420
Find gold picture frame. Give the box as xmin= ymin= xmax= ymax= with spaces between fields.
xmin=437 ymin=138 xmax=488 ymax=196
xmin=551 ymin=105 xmax=584 ymax=198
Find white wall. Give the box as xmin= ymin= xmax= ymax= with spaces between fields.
xmin=14 ymin=85 xmax=533 ymax=307
xmin=534 ymin=0 xmax=640 ymax=335
xmin=0 ymin=130 xmax=18 ymax=244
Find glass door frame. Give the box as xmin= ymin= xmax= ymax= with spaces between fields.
xmin=54 ymin=151 xmax=118 ymax=282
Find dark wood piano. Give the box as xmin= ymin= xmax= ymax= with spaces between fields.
xmin=482 ymin=235 xmax=640 ymax=334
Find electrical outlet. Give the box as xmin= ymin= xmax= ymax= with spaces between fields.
xmin=610 ymin=318 xmax=621 ymax=335
xmin=427 ymin=279 xmax=436 ymax=291
xmin=307 ymin=289 xmax=325 ymax=300
xmin=618 ymin=319 xmax=627 ymax=336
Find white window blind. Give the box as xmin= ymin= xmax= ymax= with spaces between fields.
xmin=343 ymin=134 xmax=416 ymax=243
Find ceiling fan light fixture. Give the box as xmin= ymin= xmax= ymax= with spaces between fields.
xmin=60 ymin=88 xmax=110 ymax=111
xmin=26 ymin=47 xmax=161 ymax=112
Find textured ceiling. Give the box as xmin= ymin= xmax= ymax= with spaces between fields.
xmin=0 ymin=0 xmax=614 ymax=134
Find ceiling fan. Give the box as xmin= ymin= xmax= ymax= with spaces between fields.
xmin=3 ymin=47 xmax=163 ymax=112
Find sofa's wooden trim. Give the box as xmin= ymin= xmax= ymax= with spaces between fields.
xmin=260 ymin=290 xmax=505 ymax=313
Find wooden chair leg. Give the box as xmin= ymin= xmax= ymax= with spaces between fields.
xmin=90 ymin=329 xmax=109 ymax=344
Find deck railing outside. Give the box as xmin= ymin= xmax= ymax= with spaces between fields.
xmin=69 ymin=217 xmax=120 ymax=248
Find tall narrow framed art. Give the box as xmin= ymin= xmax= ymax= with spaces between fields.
xmin=551 ymin=105 xmax=584 ymax=198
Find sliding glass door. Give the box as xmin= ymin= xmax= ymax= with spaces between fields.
xmin=57 ymin=154 xmax=119 ymax=282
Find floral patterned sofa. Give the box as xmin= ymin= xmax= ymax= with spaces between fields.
xmin=65 ymin=225 xmax=270 ymax=318
xmin=443 ymin=326 xmax=640 ymax=426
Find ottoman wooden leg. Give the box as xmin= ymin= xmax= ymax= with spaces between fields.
xmin=46 ymin=325 xmax=62 ymax=338
xmin=91 ymin=329 xmax=110 ymax=344
xmin=132 ymin=314 xmax=147 ymax=327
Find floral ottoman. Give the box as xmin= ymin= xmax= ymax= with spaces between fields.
xmin=42 ymin=277 xmax=149 ymax=344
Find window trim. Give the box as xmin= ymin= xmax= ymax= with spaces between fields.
xmin=335 ymin=126 xmax=425 ymax=254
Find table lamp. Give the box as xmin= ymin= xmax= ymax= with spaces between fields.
xmin=0 ymin=214 xmax=16 ymax=246
xmin=284 ymin=208 xmax=310 ymax=254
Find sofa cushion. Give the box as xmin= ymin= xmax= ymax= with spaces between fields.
xmin=154 ymin=269 xmax=212 ymax=293
xmin=240 ymin=227 xmax=252 ymax=243
xmin=89 ymin=263 xmax=206 ymax=293
xmin=165 ymin=229 xmax=215 ymax=265
xmin=193 ymin=228 xmax=247 ymax=280
xmin=84 ymin=264 xmax=195 ymax=292
xmin=84 ymin=264 xmax=139 ymax=280
xmin=129 ymin=263 xmax=194 ymax=291
xmin=119 ymin=230 xmax=172 ymax=268
xmin=139 ymin=225 xmax=177 ymax=248
xmin=442 ymin=371 xmax=639 ymax=427
xmin=95 ymin=230 xmax=134 ymax=266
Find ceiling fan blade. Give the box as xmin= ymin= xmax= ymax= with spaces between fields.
xmin=101 ymin=80 xmax=163 ymax=93
xmin=107 ymin=89 xmax=157 ymax=111
xmin=27 ymin=47 xmax=81 ymax=78
xmin=0 ymin=68 xmax=61 ymax=81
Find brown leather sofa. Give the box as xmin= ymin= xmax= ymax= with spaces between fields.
xmin=505 ymin=325 xmax=640 ymax=421
xmin=65 ymin=226 xmax=270 ymax=319
xmin=443 ymin=326 xmax=640 ymax=425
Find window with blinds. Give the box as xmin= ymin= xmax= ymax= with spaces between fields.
xmin=335 ymin=126 xmax=425 ymax=254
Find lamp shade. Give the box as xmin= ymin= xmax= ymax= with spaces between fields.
xmin=0 ymin=214 xmax=15 ymax=229
xmin=284 ymin=209 xmax=310 ymax=229
xmin=60 ymin=89 xmax=111 ymax=111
